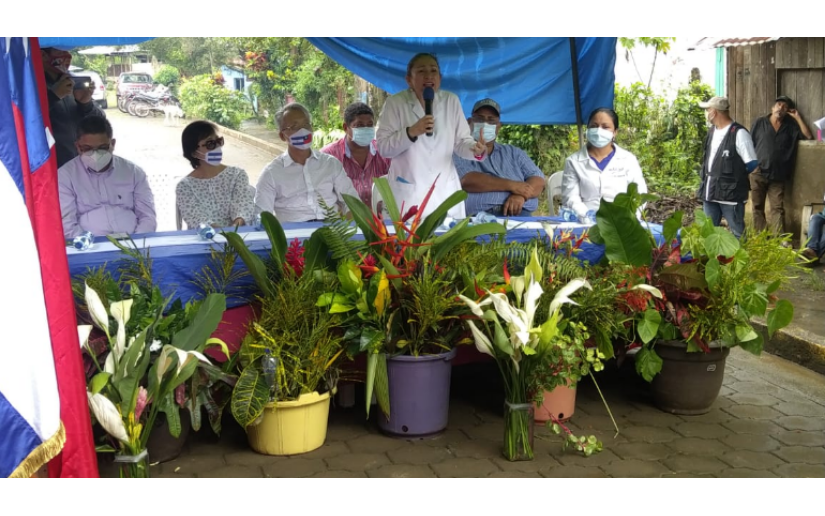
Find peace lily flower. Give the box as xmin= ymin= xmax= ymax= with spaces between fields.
xmin=84 ymin=282 xmax=109 ymax=334
xmin=77 ymin=325 xmax=93 ymax=351
xmin=109 ymin=299 xmax=133 ymax=360
xmin=87 ymin=391 xmax=129 ymax=444
xmin=466 ymin=320 xmax=494 ymax=356
xmin=548 ymin=278 xmax=592 ymax=316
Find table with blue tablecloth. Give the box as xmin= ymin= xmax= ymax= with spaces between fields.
xmin=66 ymin=216 xmax=664 ymax=308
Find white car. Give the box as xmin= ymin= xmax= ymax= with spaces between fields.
xmin=69 ymin=66 xmax=107 ymax=109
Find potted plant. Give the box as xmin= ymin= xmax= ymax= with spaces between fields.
xmin=79 ymin=284 xmax=229 ymax=477
xmin=591 ymin=184 xmax=798 ymax=414
xmin=224 ymin=214 xmax=346 ymax=455
xmin=459 ymin=248 xmax=605 ymax=460
xmin=318 ymin=177 xmax=506 ymax=437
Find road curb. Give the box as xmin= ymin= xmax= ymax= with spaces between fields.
xmin=752 ymin=318 xmax=825 ymax=375
xmin=213 ymin=122 xmax=285 ymax=156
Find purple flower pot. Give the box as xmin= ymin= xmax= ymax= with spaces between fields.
xmin=377 ymin=348 xmax=457 ymax=437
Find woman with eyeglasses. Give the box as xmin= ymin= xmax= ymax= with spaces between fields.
xmin=176 ymin=120 xmax=256 ymax=230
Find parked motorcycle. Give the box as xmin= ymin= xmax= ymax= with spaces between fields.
xmin=131 ymin=93 xmax=182 ymax=118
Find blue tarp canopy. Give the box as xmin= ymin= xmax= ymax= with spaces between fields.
xmin=38 ymin=37 xmax=617 ymax=125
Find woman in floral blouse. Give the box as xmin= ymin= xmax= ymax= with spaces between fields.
xmin=176 ymin=121 xmax=255 ymax=229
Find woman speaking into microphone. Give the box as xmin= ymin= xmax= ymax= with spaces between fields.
xmin=376 ymin=53 xmax=487 ymax=219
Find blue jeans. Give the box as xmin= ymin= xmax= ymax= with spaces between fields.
xmin=807 ymin=213 xmax=825 ymax=257
xmin=703 ymin=201 xmax=746 ymax=239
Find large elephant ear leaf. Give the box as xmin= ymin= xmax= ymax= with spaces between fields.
xmin=595 ymin=201 xmax=652 ymax=266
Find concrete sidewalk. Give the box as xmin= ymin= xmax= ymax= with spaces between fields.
xmin=118 ymin=348 xmax=825 ymax=479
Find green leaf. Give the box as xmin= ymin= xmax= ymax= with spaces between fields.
xmin=416 ymin=190 xmax=469 ymax=245
xmin=663 ymin=211 xmax=684 ymax=243
xmin=374 ymin=353 xmax=390 ymax=420
xmin=432 ymin=222 xmax=507 ymax=262
xmin=330 ymin=303 xmax=356 ymax=314
xmin=741 ymin=284 xmax=768 ymax=317
xmin=343 ymin=193 xmax=380 ymax=248
xmin=230 ymin=365 xmax=270 ymax=428
xmin=738 ymin=331 xmax=764 ymax=355
xmin=735 ymin=324 xmax=758 ymax=343
xmin=171 ymin=293 xmax=226 ymax=352
xmin=260 ymin=211 xmax=287 ymax=267
xmin=224 ymin=232 xmax=273 ymax=298
xmin=658 ymin=263 xmax=708 ymax=292
xmin=657 ymin=322 xmax=678 ymax=341
xmin=705 ymin=257 xmax=720 ymax=291
xmin=638 ymin=310 xmax=662 ymax=344
xmin=303 ymin=230 xmax=329 ymax=273
xmin=365 ymin=352 xmax=377 ymax=418
xmin=767 ymin=300 xmax=794 ymax=338
xmin=89 ymin=372 xmax=111 ymax=395
xmin=594 ymin=199 xmax=652 ymax=266
xmin=159 ymin=393 xmax=182 ymax=438
xmin=373 ymin=177 xmax=400 ymax=222
xmin=359 ymin=327 xmax=383 ymax=352
xmin=704 ymin=227 xmax=739 ymax=258
xmin=316 ymin=293 xmax=334 ymax=307
xmin=766 ymin=279 xmax=782 ymax=295
xmin=635 ymin=347 xmax=663 ymax=382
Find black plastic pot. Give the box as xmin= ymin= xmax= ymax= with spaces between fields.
xmin=147 ymin=411 xmax=191 ymax=463
xmin=650 ymin=340 xmax=730 ymax=415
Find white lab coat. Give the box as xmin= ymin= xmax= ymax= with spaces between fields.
xmin=376 ymin=88 xmax=482 ymax=219
xmin=561 ymin=143 xmax=647 ymax=217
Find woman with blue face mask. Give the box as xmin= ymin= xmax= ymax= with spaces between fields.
xmin=561 ymin=107 xmax=648 ymax=221
xmin=176 ymin=120 xmax=256 ymax=230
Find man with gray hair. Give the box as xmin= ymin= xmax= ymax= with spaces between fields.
xmin=255 ymin=102 xmax=358 ymax=222
xmin=697 ymin=96 xmax=758 ymax=239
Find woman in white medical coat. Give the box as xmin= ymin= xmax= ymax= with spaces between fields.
xmin=376 ymin=53 xmax=487 ymax=219
xmin=562 ymin=107 xmax=647 ymax=219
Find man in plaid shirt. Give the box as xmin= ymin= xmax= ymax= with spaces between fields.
xmin=322 ymin=102 xmax=391 ymax=207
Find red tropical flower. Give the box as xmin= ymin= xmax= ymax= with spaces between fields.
xmin=285 ymin=238 xmax=305 ymax=277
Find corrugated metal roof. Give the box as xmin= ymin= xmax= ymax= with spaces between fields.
xmin=690 ymin=37 xmax=782 ymax=50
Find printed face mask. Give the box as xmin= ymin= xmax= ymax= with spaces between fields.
xmin=198 ymin=148 xmax=223 ymax=166
xmin=288 ymin=128 xmax=313 ymax=150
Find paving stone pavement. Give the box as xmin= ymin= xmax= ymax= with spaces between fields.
xmin=108 ymin=348 xmax=825 ymax=478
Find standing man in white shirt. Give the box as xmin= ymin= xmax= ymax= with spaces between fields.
xmin=697 ymin=97 xmax=758 ymax=239
xmin=255 ymin=102 xmax=358 ymax=222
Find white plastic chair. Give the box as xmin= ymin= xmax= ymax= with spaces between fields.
xmin=546 ymin=171 xmax=563 ymax=215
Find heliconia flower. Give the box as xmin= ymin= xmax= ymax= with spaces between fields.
xmin=134 ymin=387 xmax=149 ymax=420
xmin=359 ymin=254 xmax=379 ymax=279
xmin=502 ymin=259 xmax=511 ymax=285
xmin=87 ymin=392 xmax=129 ymax=444
xmin=77 ymin=325 xmax=93 ymax=351
xmin=84 ymin=283 xmax=109 ymax=333
xmin=401 ymin=205 xmax=419 ymax=223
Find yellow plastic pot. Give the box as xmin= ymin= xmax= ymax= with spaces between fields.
xmin=246 ymin=391 xmax=331 ymax=456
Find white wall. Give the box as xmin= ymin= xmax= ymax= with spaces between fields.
xmin=614 ymin=38 xmax=718 ymax=99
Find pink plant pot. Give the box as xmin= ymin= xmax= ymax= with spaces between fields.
xmin=534 ymin=383 xmax=577 ymax=423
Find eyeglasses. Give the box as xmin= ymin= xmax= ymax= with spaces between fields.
xmin=78 ymin=144 xmax=111 ymax=153
xmin=199 ymin=137 xmax=224 ymax=150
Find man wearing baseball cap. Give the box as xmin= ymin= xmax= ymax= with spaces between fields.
xmin=453 ymin=98 xmax=545 ymax=217
xmin=749 ymin=95 xmax=812 ymax=235
xmin=697 ymin=96 xmax=758 ymax=239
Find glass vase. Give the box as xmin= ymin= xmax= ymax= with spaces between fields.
xmin=503 ymin=401 xmax=535 ymax=461
xmin=114 ymin=449 xmax=149 ymax=478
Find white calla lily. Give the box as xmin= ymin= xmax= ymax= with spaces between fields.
xmin=467 ymin=320 xmax=494 ymax=357
xmin=523 ymin=280 xmax=543 ymax=328
xmin=548 ymin=278 xmax=593 ymax=316
xmin=87 ymin=392 xmax=129 ymax=444
xmin=488 ymin=291 xmax=519 ymax=325
xmin=84 ymin=282 xmax=109 ymax=333
xmin=632 ymin=284 xmax=663 ymax=299
xmin=458 ymin=294 xmax=493 ymax=318
xmin=511 ymin=276 xmax=525 ymax=305
xmin=77 ymin=325 xmax=93 ymax=351
xmin=173 ymin=348 xmax=212 ymax=374
xmin=114 ymin=324 xmax=126 ymax=361
xmin=104 ymin=353 xmax=115 ymax=374
xmin=109 ymin=299 xmax=133 ymax=328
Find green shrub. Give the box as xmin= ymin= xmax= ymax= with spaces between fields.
xmin=179 ymin=74 xmax=252 ymax=130
xmin=154 ymin=65 xmax=181 ymax=88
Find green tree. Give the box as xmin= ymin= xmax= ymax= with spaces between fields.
xmin=179 ymin=74 xmax=252 ymax=130
xmin=619 ymin=37 xmax=676 ymax=90
xmin=142 ymin=38 xmax=234 ymax=77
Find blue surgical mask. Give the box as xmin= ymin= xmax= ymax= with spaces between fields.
xmin=586 ymin=127 xmax=614 ymax=148
xmin=350 ymin=127 xmax=375 ymax=147
xmin=471 ymin=122 xmax=497 ymax=142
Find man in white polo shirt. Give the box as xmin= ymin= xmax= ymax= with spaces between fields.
xmin=255 ymin=102 xmax=358 ymax=222
xmin=697 ymin=97 xmax=758 ymax=239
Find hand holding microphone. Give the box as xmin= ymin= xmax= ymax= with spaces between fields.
xmin=423 ymin=86 xmax=435 ymax=137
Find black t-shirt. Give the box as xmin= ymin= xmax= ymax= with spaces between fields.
xmin=750 ymin=114 xmax=806 ymax=182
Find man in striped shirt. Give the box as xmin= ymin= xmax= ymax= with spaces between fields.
xmin=453 ymin=99 xmax=545 ymax=217
xmin=322 ymin=102 xmax=391 ymax=207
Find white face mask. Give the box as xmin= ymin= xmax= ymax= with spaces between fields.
xmin=350 ymin=127 xmax=375 ymax=147
xmin=586 ymin=127 xmax=614 ymax=148
xmin=288 ymin=128 xmax=313 ymax=150
xmin=81 ymin=149 xmax=113 ymax=172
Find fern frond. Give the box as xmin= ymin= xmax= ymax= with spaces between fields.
xmin=316 ymin=196 xmax=366 ymax=262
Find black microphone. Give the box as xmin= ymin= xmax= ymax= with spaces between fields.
xmin=423 ymin=86 xmax=434 ymax=137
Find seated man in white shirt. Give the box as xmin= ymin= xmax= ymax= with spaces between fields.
xmin=255 ymin=102 xmax=358 ymax=222
xmin=58 ymin=115 xmax=157 ymax=239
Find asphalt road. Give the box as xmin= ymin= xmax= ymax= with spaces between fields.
xmin=105 ymin=107 xmax=278 ymax=231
